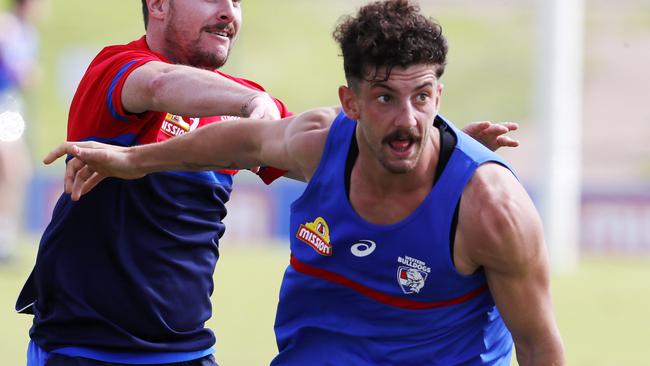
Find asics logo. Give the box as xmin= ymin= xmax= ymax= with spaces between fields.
xmin=350 ymin=240 xmax=377 ymax=257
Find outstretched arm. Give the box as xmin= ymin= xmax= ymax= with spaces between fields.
xmin=44 ymin=108 xmax=336 ymax=200
xmin=123 ymin=61 xmax=281 ymax=120
xmin=454 ymin=164 xmax=565 ymax=366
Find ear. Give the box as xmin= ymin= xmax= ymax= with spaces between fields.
xmin=338 ymin=85 xmax=360 ymax=120
xmin=147 ymin=0 xmax=167 ymax=22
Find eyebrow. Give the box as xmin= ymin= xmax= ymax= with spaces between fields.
xmin=369 ymin=82 xmax=395 ymax=92
xmin=369 ymin=81 xmax=435 ymax=92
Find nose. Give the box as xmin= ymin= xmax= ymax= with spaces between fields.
xmin=394 ymin=101 xmax=417 ymax=128
xmin=217 ymin=0 xmax=236 ymax=22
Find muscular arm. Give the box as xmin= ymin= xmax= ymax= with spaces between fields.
xmin=454 ymin=164 xmax=565 ymax=366
xmin=44 ymin=107 xmax=337 ymax=199
xmin=130 ymin=107 xmax=333 ymax=177
xmin=122 ymin=61 xmax=280 ymax=119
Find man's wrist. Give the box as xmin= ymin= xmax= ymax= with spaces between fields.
xmin=127 ymin=145 xmax=148 ymax=175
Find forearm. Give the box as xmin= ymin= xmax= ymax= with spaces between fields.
xmin=150 ymin=65 xmax=261 ymax=117
xmin=130 ymin=120 xmax=262 ymax=174
xmin=126 ymin=63 xmax=264 ymax=117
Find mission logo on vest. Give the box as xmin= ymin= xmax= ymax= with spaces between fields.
xmin=296 ymin=217 xmax=332 ymax=256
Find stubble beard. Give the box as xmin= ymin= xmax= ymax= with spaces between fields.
xmin=163 ymin=8 xmax=230 ymax=70
xmin=377 ymin=147 xmax=420 ymax=174
xmin=186 ymin=41 xmax=229 ymax=70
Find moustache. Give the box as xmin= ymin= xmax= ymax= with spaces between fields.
xmin=382 ymin=128 xmax=421 ymax=144
xmin=203 ymin=22 xmax=235 ymax=35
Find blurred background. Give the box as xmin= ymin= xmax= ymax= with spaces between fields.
xmin=0 ymin=0 xmax=649 ymax=365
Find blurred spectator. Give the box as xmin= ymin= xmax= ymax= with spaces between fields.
xmin=0 ymin=0 xmax=40 ymax=260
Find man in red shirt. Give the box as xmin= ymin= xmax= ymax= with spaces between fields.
xmin=18 ymin=2 xmax=289 ymax=366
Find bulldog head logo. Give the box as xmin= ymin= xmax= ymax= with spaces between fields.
xmin=397 ymin=266 xmax=428 ymax=294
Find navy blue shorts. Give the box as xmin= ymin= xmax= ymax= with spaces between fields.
xmin=27 ymin=341 xmax=218 ymax=366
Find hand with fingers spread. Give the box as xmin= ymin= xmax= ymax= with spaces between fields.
xmin=44 ymin=141 xmax=143 ymax=201
xmin=462 ymin=121 xmax=520 ymax=151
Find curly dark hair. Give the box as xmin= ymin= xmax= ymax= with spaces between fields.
xmin=333 ymin=0 xmax=448 ymax=87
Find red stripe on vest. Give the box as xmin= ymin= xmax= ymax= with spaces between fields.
xmin=290 ymin=255 xmax=488 ymax=310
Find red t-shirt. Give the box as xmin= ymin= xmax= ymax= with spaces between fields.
xmin=68 ymin=36 xmax=290 ymax=184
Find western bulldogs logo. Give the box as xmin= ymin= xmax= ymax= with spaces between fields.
xmin=397 ymin=256 xmax=431 ymax=294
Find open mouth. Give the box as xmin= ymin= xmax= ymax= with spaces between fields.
xmin=388 ymin=138 xmax=414 ymax=153
xmin=384 ymin=130 xmax=419 ymax=155
xmin=204 ymin=24 xmax=233 ymax=39
xmin=208 ymin=30 xmax=229 ymax=38
xmin=206 ymin=30 xmax=230 ymax=40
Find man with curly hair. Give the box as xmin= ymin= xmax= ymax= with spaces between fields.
xmin=45 ymin=0 xmax=563 ymax=365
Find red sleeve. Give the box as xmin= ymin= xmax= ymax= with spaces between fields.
xmin=68 ymin=44 xmax=169 ymax=142
xmin=105 ymin=53 xmax=162 ymax=123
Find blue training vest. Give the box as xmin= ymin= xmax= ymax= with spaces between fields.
xmin=272 ymin=112 xmax=514 ymax=365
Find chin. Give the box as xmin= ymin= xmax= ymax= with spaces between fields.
xmin=382 ymin=162 xmax=416 ymax=174
xmin=380 ymin=152 xmax=420 ymax=174
xmin=192 ymin=51 xmax=228 ymax=69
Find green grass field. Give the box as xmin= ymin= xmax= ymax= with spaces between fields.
xmin=2 ymin=240 xmax=650 ymax=366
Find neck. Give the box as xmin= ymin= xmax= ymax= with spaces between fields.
xmin=144 ymin=27 xmax=166 ymax=57
xmin=144 ymin=25 xmax=183 ymax=64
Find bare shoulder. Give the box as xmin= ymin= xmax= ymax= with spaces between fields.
xmin=456 ymin=163 xmax=545 ymax=274
xmin=285 ymin=106 xmax=340 ymax=180
xmin=287 ymin=106 xmax=339 ymax=135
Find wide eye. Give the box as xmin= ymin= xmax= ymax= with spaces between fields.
xmin=415 ymin=93 xmax=430 ymax=103
xmin=377 ymin=95 xmax=391 ymax=103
